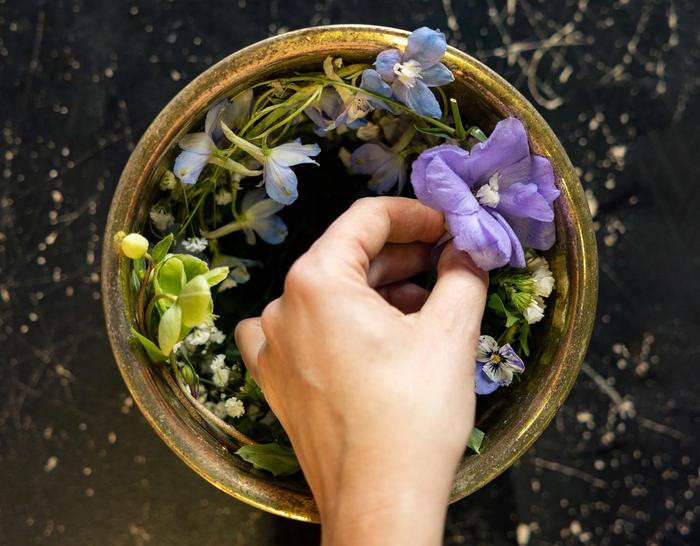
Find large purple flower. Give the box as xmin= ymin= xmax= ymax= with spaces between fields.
xmin=410 ymin=117 xmax=560 ymax=271
xmin=373 ymin=27 xmax=454 ymax=119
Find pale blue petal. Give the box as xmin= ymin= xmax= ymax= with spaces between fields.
xmin=350 ymin=143 xmax=394 ymax=176
xmin=403 ymin=80 xmax=442 ymax=119
xmin=374 ymin=49 xmax=401 ymax=82
xmin=174 ymin=149 xmax=210 ymax=185
xmin=264 ymin=159 xmax=299 ymax=205
xmin=360 ymin=69 xmax=393 ymax=109
xmin=499 ymin=344 xmax=525 ymax=373
xmin=421 ymin=62 xmax=454 ymax=87
xmin=368 ymin=157 xmax=403 ymax=194
xmin=205 ymin=100 xmax=226 ymax=136
xmin=270 ymin=139 xmax=321 ymax=166
xmin=179 ymin=132 xmax=215 ymax=154
xmin=250 ymin=215 xmax=288 ymax=245
xmin=404 ymin=27 xmax=447 ymax=68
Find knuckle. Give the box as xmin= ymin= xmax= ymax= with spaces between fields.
xmin=284 ymin=256 xmax=321 ymax=295
xmin=260 ymin=300 xmax=280 ymax=334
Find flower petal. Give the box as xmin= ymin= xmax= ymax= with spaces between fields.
xmin=250 ymin=214 xmax=288 ymax=245
xmin=393 ymin=79 xmax=441 ymax=119
xmin=245 ymin=195 xmax=286 ymax=219
xmin=447 ymin=208 xmax=512 ymax=271
xmin=465 ymin=117 xmax=530 ymax=184
xmin=490 ymin=210 xmax=525 ymax=268
xmin=404 ymin=27 xmax=447 ymax=68
xmin=475 ymin=363 xmax=501 ymax=395
xmin=264 ymin=159 xmax=299 ymax=205
xmin=501 ymin=214 xmax=556 ymax=251
xmin=173 ymin=149 xmax=210 ymax=185
xmin=269 ymin=139 xmax=321 ymax=167
xmin=374 ymin=48 xmax=402 ymax=82
xmin=483 ymin=360 xmax=514 ymax=385
xmin=476 ymin=335 xmax=499 ymax=364
xmin=525 ymin=154 xmax=560 ymax=204
xmin=498 ymin=182 xmax=554 ymax=222
xmin=359 ymin=69 xmax=394 ymax=108
xmin=349 ymin=143 xmax=393 ymax=176
xmin=421 ymin=62 xmax=454 ymax=87
xmin=369 ymin=157 xmax=403 ymax=194
xmin=179 ymin=132 xmax=215 ymax=154
xmin=422 ymin=154 xmax=479 ymax=214
xmin=498 ymin=344 xmax=525 ymax=373
xmin=205 ymin=100 xmax=226 ymax=137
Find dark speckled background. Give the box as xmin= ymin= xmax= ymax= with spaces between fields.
xmin=1 ymin=1 xmax=699 ymax=544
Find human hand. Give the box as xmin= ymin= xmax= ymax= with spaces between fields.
xmin=235 ymin=197 xmax=487 ymax=546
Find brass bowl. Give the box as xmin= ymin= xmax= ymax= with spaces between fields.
xmin=101 ymin=25 xmax=598 ymax=522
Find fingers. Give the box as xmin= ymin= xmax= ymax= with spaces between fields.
xmin=366 ymin=242 xmax=433 ymax=288
xmin=376 ymin=281 xmax=430 ymax=314
xmin=419 ymin=243 xmax=488 ymax=339
xmin=234 ymin=317 xmax=266 ymax=385
xmin=311 ymin=197 xmax=445 ymax=276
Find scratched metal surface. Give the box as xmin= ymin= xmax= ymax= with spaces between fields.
xmin=1 ymin=1 xmax=699 ymax=545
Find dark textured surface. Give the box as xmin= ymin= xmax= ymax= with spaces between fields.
xmin=1 ymin=1 xmax=699 ymax=545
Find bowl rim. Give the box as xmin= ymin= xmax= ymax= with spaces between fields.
xmin=101 ymin=24 xmax=598 ymax=523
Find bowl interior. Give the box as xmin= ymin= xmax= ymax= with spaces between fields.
xmin=102 ymin=25 xmax=597 ymax=523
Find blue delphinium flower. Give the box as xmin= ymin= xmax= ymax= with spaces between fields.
xmin=372 ymin=27 xmax=454 ymax=119
xmin=304 ymin=87 xmax=367 ymax=136
xmin=173 ymin=92 xmax=259 ymax=185
xmin=221 ymin=123 xmax=320 ymax=205
xmin=203 ymin=188 xmax=288 ymax=245
xmin=475 ymin=335 xmax=525 ymax=395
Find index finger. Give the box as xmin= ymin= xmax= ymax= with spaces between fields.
xmin=310 ymin=197 xmax=446 ymax=275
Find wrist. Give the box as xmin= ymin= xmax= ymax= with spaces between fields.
xmin=318 ymin=451 xmax=460 ymax=546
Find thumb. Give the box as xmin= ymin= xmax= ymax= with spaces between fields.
xmin=419 ymin=243 xmax=488 ymax=341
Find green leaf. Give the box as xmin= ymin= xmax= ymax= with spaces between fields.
xmin=152 ymin=234 xmax=174 ymax=263
xmin=414 ymin=124 xmax=453 ymax=139
xmin=487 ymin=293 xmax=520 ymax=327
xmin=131 ymin=328 xmax=167 ymax=363
xmin=467 ymin=126 xmax=487 ymax=142
xmin=203 ymin=266 xmax=229 ymax=287
xmin=156 ymin=257 xmax=186 ymax=296
xmin=175 ymin=253 xmax=209 ymax=281
xmin=235 ymin=443 xmax=300 ymax=477
xmin=158 ymin=303 xmax=182 ymax=355
xmin=178 ymin=275 xmax=213 ymax=328
xmin=467 ymin=427 xmax=485 ymax=454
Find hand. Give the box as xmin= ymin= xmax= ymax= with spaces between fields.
xmin=235 ymin=197 xmax=487 ymax=546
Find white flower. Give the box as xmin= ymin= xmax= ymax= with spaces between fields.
xmin=160 ymin=170 xmax=177 ymax=190
xmin=149 ymin=204 xmax=174 ymax=232
xmin=183 ymin=327 xmax=210 ymax=349
xmin=212 ymin=366 xmax=230 ymax=387
xmin=215 ymin=189 xmax=232 ymax=206
xmin=224 ymin=397 xmax=245 ymax=418
xmin=210 ymin=353 xmax=226 ymax=371
xmin=523 ymin=297 xmax=545 ymax=324
xmin=213 ymin=401 xmax=228 ymax=419
xmin=209 ymin=327 xmax=226 ymax=345
xmin=526 ymin=253 xmax=555 ymax=298
xmin=182 ymin=236 xmax=208 ymax=253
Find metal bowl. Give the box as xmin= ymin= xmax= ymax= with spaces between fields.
xmin=101 ymin=25 xmax=598 ymax=523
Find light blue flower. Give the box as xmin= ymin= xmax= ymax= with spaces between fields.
xmin=350 ymin=142 xmax=406 ymax=194
xmin=205 ymin=89 xmax=254 ymax=141
xmin=304 ymin=88 xmax=367 ymax=135
xmin=373 ymin=27 xmax=454 ymax=119
xmin=173 ymin=93 xmax=260 ymax=185
xmin=203 ymin=189 xmax=288 ymax=245
xmin=221 ymin=123 xmax=321 ymax=205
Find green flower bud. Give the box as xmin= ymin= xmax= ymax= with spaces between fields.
xmin=180 ymin=363 xmax=197 ymax=388
xmin=121 ymin=233 xmax=149 ymax=260
xmin=511 ymin=290 xmax=532 ymax=312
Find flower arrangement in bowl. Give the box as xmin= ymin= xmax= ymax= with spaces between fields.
xmin=102 ymin=25 xmax=597 ymax=522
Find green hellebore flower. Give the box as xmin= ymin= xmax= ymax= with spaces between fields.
xmin=121 ymin=233 xmax=149 ymax=260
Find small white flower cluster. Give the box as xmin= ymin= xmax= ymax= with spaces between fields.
xmin=182 ymin=236 xmax=208 ymax=253
xmin=210 ymin=353 xmax=230 ymax=387
xmin=523 ymin=253 xmax=555 ymax=324
xmin=177 ymin=318 xmax=226 ymax=355
xmin=215 ymin=189 xmax=232 ymax=206
xmin=209 ymin=395 xmax=246 ymax=420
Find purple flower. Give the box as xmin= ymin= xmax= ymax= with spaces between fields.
xmin=304 ymin=88 xmax=368 ymax=135
xmin=350 ymin=142 xmax=406 ymax=194
xmin=475 ymin=335 xmax=525 ymax=395
xmin=373 ymin=27 xmax=454 ymax=119
xmin=410 ymin=117 xmax=560 ymax=271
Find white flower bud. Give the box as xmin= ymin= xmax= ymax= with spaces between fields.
xmin=523 ymin=298 xmax=545 ymax=324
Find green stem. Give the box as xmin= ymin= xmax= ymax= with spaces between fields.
xmin=136 ymin=254 xmax=154 ymax=334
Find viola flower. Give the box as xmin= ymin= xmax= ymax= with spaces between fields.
xmin=410 ymin=117 xmax=560 ymax=271
xmin=221 ymin=123 xmax=320 ymax=205
xmin=203 ymin=189 xmax=288 ymax=245
xmin=475 ymin=335 xmax=525 ymax=395
xmin=373 ymin=27 xmax=454 ymax=119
